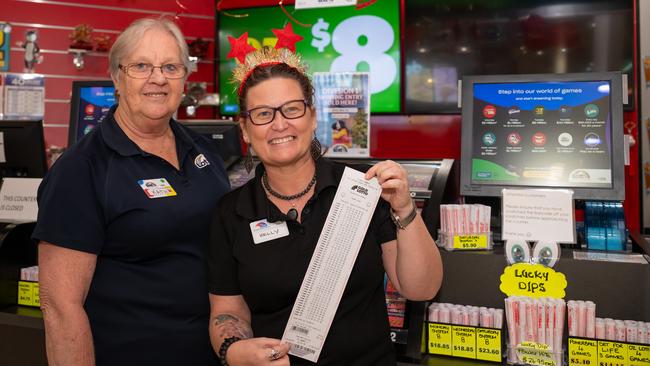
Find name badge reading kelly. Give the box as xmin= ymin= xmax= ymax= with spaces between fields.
xmin=250 ymin=219 xmax=290 ymax=244
xmin=138 ymin=178 xmax=177 ymax=199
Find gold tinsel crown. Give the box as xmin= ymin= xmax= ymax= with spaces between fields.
xmin=232 ymin=46 xmax=307 ymax=96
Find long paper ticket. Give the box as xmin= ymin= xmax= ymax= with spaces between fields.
xmin=282 ymin=167 xmax=382 ymax=362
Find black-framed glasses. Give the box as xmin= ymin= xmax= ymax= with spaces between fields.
xmin=242 ymin=99 xmax=309 ymax=125
xmin=119 ymin=63 xmax=188 ymax=79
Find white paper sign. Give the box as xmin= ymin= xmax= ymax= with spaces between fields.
xmin=295 ymin=0 xmax=355 ymax=9
xmin=0 ymin=178 xmax=41 ymax=223
xmin=282 ymin=167 xmax=381 ymax=362
xmin=501 ymin=188 xmax=575 ymax=243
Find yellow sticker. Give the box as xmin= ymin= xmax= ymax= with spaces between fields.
xmin=32 ymin=282 xmax=40 ymax=307
xmin=476 ymin=328 xmax=502 ymax=362
xmin=453 ymin=234 xmax=488 ymax=249
xmin=598 ymin=341 xmax=627 ymax=366
xmin=627 ymin=344 xmax=650 ymax=366
xmin=568 ymin=338 xmax=598 ymax=366
xmin=452 ymin=326 xmax=476 ymax=359
xmin=516 ymin=342 xmax=557 ymax=366
xmin=499 ymin=263 xmax=567 ymax=298
xmin=17 ymin=281 xmax=33 ymax=306
xmin=428 ymin=323 xmax=452 ymax=356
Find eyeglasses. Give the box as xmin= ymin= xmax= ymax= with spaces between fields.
xmin=119 ymin=63 xmax=188 ymax=79
xmin=242 ymin=99 xmax=309 ymax=126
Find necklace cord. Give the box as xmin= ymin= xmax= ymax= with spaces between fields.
xmin=262 ymin=171 xmax=317 ymax=201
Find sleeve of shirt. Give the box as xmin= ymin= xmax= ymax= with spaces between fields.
xmin=375 ymin=199 xmax=397 ymax=245
xmin=32 ymin=153 xmax=106 ymax=254
xmin=207 ymin=198 xmax=241 ymax=295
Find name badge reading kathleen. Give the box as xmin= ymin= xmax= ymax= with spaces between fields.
xmin=250 ymin=219 xmax=290 ymax=244
xmin=138 ymin=178 xmax=177 ymax=199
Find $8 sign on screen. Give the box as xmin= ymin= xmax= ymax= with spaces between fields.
xmin=311 ymin=15 xmax=396 ymax=94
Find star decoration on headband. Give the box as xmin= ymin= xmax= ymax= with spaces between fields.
xmin=227 ymin=24 xmax=307 ymax=96
xmin=232 ymin=47 xmax=307 ymax=96
xmin=227 ymin=32 xmax=256 ymax=63
xmin=272 ymin=23 xmax=303 ymax=53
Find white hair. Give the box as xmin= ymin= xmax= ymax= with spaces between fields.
xmin=108 ymin=17 xmax=191 ymax=80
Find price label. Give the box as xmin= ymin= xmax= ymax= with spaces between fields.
xmin=453 ymin=234 xmax=488 ymax=249
xmin=476 ymin=328 xmax=502 ymax=362
xmin=627 ymin=344 xmax=650 ymax=366
xmin=17 ymin=281 xmax=32 ymax=306
xmin=32 ymin=282 xmax=40 ymax=307
xmin=598 ymin=341 xmax=627 ymax=366
xmin=428 ymin=323 xmax=452 ymax=356
xmin=516 ymin=342 xmax=557 ymax=366
xmin=451 ymin=325 xmax=476 ymax=359
xmin=568 ymin=338 xmax=598 ymax=366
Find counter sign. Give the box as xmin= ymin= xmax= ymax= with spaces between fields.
xmin=500 ymin=263 xmax=567 ymax=299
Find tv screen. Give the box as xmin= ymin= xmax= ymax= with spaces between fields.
xmin=68 ymin=80 xmax=115 ymax=146
xmin=460 ymin=72 xmax=624 ymax=200
xmin=405 ymin=0 xmax=633 ymax=113
xmin=218 ymin=1 xmax=401 ymax=114
xmin=0 ymin=120 xmax=47 ymax=178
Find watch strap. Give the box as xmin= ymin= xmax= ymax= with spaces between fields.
xmin=391 ymin=199 xmax=417 ymax=230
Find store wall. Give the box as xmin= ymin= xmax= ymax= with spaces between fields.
xmin=2 ymin=0 xmax=216 ymax=152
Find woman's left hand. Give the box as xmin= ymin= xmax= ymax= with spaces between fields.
xmin=365 ymin=160 xmax=413 ymax=217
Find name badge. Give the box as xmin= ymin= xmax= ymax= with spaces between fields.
xmin=138 ymin=178 xmax=177 ymax=199
xmin=250 ymin=219 xmax=289 ymax=244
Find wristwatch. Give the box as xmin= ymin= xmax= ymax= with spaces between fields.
xmin=218 ymin=336 xmax=241 ymax=366
xmin=390 ymin=199 xmax=417 ymax=230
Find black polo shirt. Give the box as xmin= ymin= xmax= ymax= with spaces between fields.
xmin=33 ymin=106 xmax=230 ymax=366
xmin=208 ymin=158 xmax=397 ymax=365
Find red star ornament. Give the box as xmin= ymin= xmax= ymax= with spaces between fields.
xmin=227 ymin=32 xmax=256 ymax=64
xmin=272 ymin=23 xmax=304 ymax=52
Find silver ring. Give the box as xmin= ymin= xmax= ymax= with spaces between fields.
xmin=268 ymin=348 xmax=280 ymax=361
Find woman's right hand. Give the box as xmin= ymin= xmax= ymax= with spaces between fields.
xmin=226 ymin=337 xmax=291 ymax=366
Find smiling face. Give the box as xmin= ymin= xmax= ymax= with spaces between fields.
xmin=112 ymin=27 xmax=184 ymax=125
xmin=241 ymin=77 xmax=316 ymax=169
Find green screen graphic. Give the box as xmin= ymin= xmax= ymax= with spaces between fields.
xmin=218 ymin=1 xmax=401 ymax=114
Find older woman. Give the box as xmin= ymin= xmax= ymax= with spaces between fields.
xmin=208 ymin=47 xmax=443 ymax=365
xmin=33 ymin=18 xmax=230 ymax=366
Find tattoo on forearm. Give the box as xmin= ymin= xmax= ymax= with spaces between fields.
xmin=215 ymin=314 xmax=239 ymax=324
xmin=212 ymin=313 xmax=254 ymax=339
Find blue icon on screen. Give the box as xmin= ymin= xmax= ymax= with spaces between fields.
xmin=482 ymin=132 xmax=496 ymax=146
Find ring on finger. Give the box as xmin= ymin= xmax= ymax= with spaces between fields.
xmin=268 ymin=348 xmax=280 ymax=361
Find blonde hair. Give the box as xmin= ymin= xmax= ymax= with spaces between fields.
xmin=108 ymin=17 xmax=191 ymax=80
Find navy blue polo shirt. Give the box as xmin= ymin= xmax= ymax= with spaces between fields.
xmin=208 ymin=158 xmax=397 ymax=365
xmin=33 ymin=106 xmax=230 ymax=366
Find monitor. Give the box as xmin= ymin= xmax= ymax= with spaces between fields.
xmin=404 ymin=1 xmax=633 ymax=114
xmin=460 ymin=72 xmax=625 ymax=201
xmin=217 ymin=1 xmax=401 ymax=114
xmin=0 ymin=120 xmax=47 ymax=178
xmin=68 ymin=80 xmax=115 ymax=146
xmin=179 ymin=120 xmax=242 ymax=169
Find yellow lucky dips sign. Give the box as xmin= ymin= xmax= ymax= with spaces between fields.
xmin=499 ymin=263 xmax=567 ymax=298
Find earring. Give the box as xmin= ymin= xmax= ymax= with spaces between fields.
xmin=310 ymin=136 xmax=322 ymax=161
xmin=244 ymin=145 xmax=254 ymax=173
